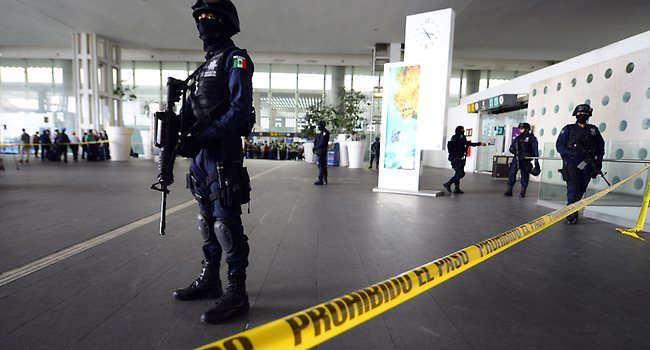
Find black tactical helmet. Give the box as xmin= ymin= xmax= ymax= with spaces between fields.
xmin=572 ymin=104 xmax=593 ymax=117
xmin=455 ymin=125 xmax=464 ymax=135
xmin=192 ymin=0 xmax=240 ymax=34
xmin=317 ymin=120 xmax=326 ymax=128
xmin=518 ymin=122 xmax=531 ymax=131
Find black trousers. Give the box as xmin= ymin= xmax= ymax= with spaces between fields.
xmin=70 ymin=145 xmax=79 ymax=161
xmin=369 ymin=153 xmax=379 ymax=168
xmin=317 ymin=152 xmax=328 ymax=181
xmin=448 ymin=159 xmax=466 ymax=187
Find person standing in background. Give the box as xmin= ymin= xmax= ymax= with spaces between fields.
xmin=368 ymin=137 xmax=380 ymax=169
xmin=70 ymin=131 xmax=81 ymax=161
xmin=32 ymin=132 xmax=40 ymax=158
xmin=40 ymin=130 xmax=51 ymax=161
xmin=313 ymin=121 xmax=330 ymax=185
xmin=56 ymin=128 xmax=70 ymax=163
xmin=19 ymin=129 xmax=31 ymax=163
xmin=504 ymin=122 xmax=539 ymax=198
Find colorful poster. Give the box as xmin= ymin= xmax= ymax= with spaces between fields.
xmin=383 ymin=65 xmax=420 ymax=170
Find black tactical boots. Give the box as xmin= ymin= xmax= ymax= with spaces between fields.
xmin=174 ymin=260 xmax=223 ymax=301
xmin=201 ymin=276 xmax=249 ymax=324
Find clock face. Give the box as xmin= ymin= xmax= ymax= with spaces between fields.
xmin=414 ymin=16 xmax=440 ymax=50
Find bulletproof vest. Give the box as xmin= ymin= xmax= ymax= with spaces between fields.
xmin=190 ymin=47 xmax=234 ymax=127
xmin=566 ymin=124 xmax=597 ymax=150
xmin=513 ymin=133 xmax=535 ymax=158
xmin=447 ymin=134 xmax=467 ymax=158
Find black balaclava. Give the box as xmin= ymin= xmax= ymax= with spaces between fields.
xmin=455 ymin=126 xmax=464 ymax=136
xmin=197 ymin=15 xmax=227 ymax=51
xmin=576 ymin=114 xmax=590 ymax=124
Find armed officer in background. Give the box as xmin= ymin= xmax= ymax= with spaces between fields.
xmin=313 ymin=121 xmax=330 ymax=185
xmin=172 ymin=0 xmax=254 ymax=324
xmin=368 ymin=137 xmax=380 ymax=169
xmin=504 ymin=122 xmax=539 ymax=197
xmin=443 ymin=125 xmax=486 ymax=194
xmin=556 ymin=104 xmax=605 ymax=224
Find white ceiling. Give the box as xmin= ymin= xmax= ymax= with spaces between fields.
xmin=2 ymin=0 xmax=650 ymax=61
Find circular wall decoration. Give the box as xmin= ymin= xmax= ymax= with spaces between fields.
xmin=532 ymin=89 xmax=537 ymax=97
xmin=642 ymin=118 xmax=650 ymax=130
xmin=619 ymin=120 xmax=628 ymax=132
xmin=604 ymin=68 xmax=613 ymax=79
xmin=568 ymin=102 xmax=574 ymax=112
xmin=612 ymin=176 xmax=621 ymax=185
xmin=602 ymin=95 xmax=609 ymax=106
xmin=551 ymin=127 xmax=558 ymax=136
xmin=638 ymin=148 xmax=648 ymax=160
xmin=626 ymin=62 xmax=635 ymax=73
xmin=531 ymin=109 xmax=535 ymax=117
xmin=539 ymin=128 xmax=545 ymax=136
xmin=587 ymin=74 xmax=593 ymax=83
xmin=634 ymin=179 xmax=644 ymax=190
xmin=615 ymin=149 xmax=624 ymax=159
xmin=543 ymin=86 xmax=548 ymax=94
xmin=547 ymin=170 xmax=553 ymax=179
xmin=571 ymin=78 xmax=577 ymax=87
xmin=584 ymin=99 xmax=591 ymax=105
xmin=599 ymin=122 xmax=607 ymax=132
xmin=554 ymin=105 xmax=559 ymax=114
xmin=541 ymin=107 xmax=547 ymax=115
xmin=556 ymin=82 xmax=562 ymax=91
xmin=622 ymin=92 xmax=631 ymax=103
xmin=549 ymin=149 xmax=555 ymax=157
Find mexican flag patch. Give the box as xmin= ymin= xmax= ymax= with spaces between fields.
xmin=232 ymin=55 xmax=247 ymax=69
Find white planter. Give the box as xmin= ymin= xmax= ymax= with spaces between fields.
xmin=140 ymin=130 xmax=153 ymax=160
xmin=303 ymin=142 xmax=315 ymax=163
xmin=346 ymin=140 xmax=366 ymax=168
xmin=106 ymin=126 xmax=133 ymax=161
xmin=337 ymin=134 xmax=349 ymax=167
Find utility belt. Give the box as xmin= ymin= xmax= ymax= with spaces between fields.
xmin=187 ymin=160 xmax=251 ymax=210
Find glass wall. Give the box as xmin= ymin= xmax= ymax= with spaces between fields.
xmin=0 ymin=58 xmax=75 ymax=144
xmin=2 ymin=57 xmax=519 ymax=147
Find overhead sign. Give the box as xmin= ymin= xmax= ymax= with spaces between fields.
xmin=467 ymin=94 xmax=518 ymax=113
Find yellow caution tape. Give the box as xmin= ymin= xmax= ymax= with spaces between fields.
xmin=198 ymin=164 xmax=650 ymax=350
xmin=0 ymin=140 xmax=109 ymax=147
xmin=616 ymin=173 xmax=650 ymax=241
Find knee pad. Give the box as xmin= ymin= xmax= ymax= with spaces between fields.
xmin=197 ymin=212 xmax=216 ymax=244
xmin=214 ymin=219 xmax=246 ymax=257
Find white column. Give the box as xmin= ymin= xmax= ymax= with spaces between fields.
xmin=389 ymin=42 xmax=402 ymax=62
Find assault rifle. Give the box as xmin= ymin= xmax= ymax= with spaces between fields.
xmin=571 ymin=141 xmax=611 ymax=186
xmin=150 ymin=76 xmax=198 ymax=235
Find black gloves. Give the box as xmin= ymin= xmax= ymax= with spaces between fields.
xmin=177 ymin=135 xmax=202 ymax=158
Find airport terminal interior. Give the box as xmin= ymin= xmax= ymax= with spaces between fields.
xmin=1 ymin=1 xmax=650 ymax=349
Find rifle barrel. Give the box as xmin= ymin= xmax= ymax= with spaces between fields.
xmin=159 ymin=190 xmax=167 ymax=235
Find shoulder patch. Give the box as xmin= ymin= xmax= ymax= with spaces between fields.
xmin=232 ymin=55 xmax=247 ymax=69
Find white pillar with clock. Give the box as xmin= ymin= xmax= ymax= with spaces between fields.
xmin=374 ymin=8 xmax=455 ymax=196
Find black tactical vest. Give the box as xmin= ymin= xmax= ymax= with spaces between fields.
xmin=512 ymin=133 xmax=535 ymax=159
xmin=566 ymin=124 xmax=598 ymax=150
xmin=190 ymin=47 xmax=235 ymax=126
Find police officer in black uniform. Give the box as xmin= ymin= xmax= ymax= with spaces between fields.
xmin=368 ymin=137 xmax=380 ymax=169
xmin=173 ymin=0 xmax=254 ymax=324
xmin=443 ymin=125 xmax=486 ymax=194
xmin=504 ymin=122 xmax=539 ymax=197
xmin=556 ymin=104 xmax=605 ymax=224
xmin=313 ymin=121 xmax=330 ymax=185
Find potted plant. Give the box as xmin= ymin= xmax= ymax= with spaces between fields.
xmin=300 ymin=101 xmax=333 ymax=163
xmin=334 ymin=89 xmax=369 ymax=168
